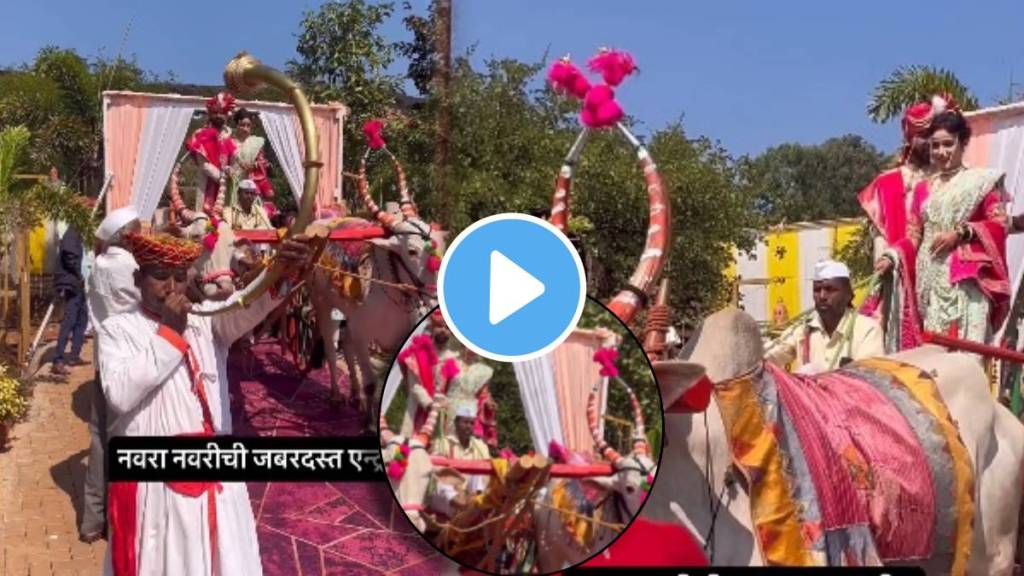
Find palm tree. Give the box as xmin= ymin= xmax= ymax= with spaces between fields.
xmin=868 ymin=65 xmax=979 ymax=123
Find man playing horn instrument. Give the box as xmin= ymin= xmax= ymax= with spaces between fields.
xmin=98 ymin=230 xmax=314 ymax=576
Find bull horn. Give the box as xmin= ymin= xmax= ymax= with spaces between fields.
xmin=192 ymin=52 xmax=322 ymax=316
xmin=587 ymin=380 xmax=622 ymax=465
xmin=388 ymin=148 xmax=418 ymax=220
xmin=550 ymin=124 xmax=671 ymax=327
xmin=357 ymin=149 xmax=402 ymax=230
xmin=618 ymin=378 xmax=649 ymax=457
xmin=379 ymin=415 xmax=395 ymax=446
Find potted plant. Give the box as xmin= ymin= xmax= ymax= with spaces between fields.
xmin=0 ymin=364 xmax=28 ymax=447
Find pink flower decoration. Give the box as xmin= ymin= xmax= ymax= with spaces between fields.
xmin=547 ymin=58 xmax=591 ymax=99
xmin=387 ymin=460 xmax=406 ymax=481
xmin=363 ymin=119 xmax=386 ymax=150
xmin=427 ymin=254 xmax=442 ymax=273
xmin=548 ymin=439 xmax=569 ymax=464
xmin=580 ymin=84 xmax=623 ymax=128
xmin=203 ymin=231 xmax=218 ymax=252
xmin=399 ymin=443 xmax=411 ymax=458
xmin=587 ymin=49 xmax=636 ymax=87
xmin=593 ymin=347 xmax=620 ymax=378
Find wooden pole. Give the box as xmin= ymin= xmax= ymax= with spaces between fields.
xmin=16 ymin=233 xmax=30 ymax=362
xmin=430 ymin=456 xmax=614 ymax=478
xmin=433 ymin=0 xmax=452 ymax=224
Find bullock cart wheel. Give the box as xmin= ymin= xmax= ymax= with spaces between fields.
xmin=285 ymin=284 xmax=318 ymax=376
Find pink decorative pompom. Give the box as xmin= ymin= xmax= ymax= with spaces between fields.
xmin=587 ymin=49 xmax=636 ymax=87
xmin=203 ymin=231 xmax=218 ymax=252
xmin=387 ymin=460 xmax=405 ymax=481
xmin=499 ymin=447 xmax=516 ymax=460
xmin=580 ymin=84 xmax=623 ymax=128
xmin=363 ymin=119 xmax=386 ymax=150
xmin=441 ymin=357 xmax=460 ymax=381
xmin=547 ymin=59 xmax=591 ymax=100
xmin=399 ymin=443 xmax=411 ymax=458
xmin=592 ymin=346 xmax=620 ymax=377
xmin=548 ymin=439 xmax=569 ymax=464
xmin=427 ymin=254 xmax=442 ymax=273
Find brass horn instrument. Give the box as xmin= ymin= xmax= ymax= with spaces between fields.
xmin=192 ymin=52 xmax=322 ymax=316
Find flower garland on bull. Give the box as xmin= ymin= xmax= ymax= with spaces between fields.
xmin=547 ymin=48 xmax=671 ymax=328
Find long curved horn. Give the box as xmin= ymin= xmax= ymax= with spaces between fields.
xmin=191 ymin=52 xmax=321 ymax=316
xmin=551 ymin=124 xmax=671 ymax=327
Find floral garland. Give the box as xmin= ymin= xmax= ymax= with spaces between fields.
xmin=641 ymin=472 xmax=653 ymax=494
xmin=425 ymin=238 xmax=442 ymax=273
xmin=386 ymin=442 xmax=412 ymax=481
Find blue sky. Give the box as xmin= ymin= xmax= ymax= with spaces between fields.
xmin=3 ymin=1 xmax=1022 ymax=157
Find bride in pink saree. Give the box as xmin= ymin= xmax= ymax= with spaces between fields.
xmin=911 ymin=109 xmax=1010 ymax=345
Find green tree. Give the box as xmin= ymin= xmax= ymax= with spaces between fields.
xmin=0 ymin=125 xmax=94 ymax=251
xmin=741 ymin=134 xmax=886 ymax=225
xmin=868 ymin=65 xmax=978 ymax=123
xmin=289 ymin=0 xmax=402 ymax=118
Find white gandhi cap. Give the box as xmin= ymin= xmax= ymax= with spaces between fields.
xmin=813 ymin=259 xmax=850 ymax=281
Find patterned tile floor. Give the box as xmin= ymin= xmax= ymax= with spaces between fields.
xmin=228 ymin=342 xmax=455 ymax=575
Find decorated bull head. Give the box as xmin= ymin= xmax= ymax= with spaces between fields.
xmin=585 ymin=348 xmax=657 ymax=515
xmin=356 ymin=120 xmax=447 ymax=313
xmin=547 ymin=49 xmax=670 ymax=327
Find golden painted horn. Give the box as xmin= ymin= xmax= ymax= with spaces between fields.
xmin=192 ymin=52 xmax=322 ymax=316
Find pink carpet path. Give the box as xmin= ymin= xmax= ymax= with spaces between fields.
xmin=227 ymin=341 xmax=454 ymax=575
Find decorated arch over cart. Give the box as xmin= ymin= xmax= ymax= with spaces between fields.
xmin=100 ymin=90 xmax=347 ymax=218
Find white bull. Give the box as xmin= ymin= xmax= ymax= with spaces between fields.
xmin=531 ymin=376 xmax=657 ymax=572
xmin=307 ymin=209 xmax=445 ymax=429
xmin=648 ymin=307 xmax=1024 ymax=575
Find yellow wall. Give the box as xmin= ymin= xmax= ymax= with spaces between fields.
xmin=28 ymin=225 xmax=48 ymax=274
xmin=832 ymin=223 xmax=868 ymax=306
xmin=766 ymin=230 xmax=800 ymax=324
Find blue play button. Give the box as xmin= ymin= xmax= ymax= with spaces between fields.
xmin=438 ymin=213 xmax=586 ymax=362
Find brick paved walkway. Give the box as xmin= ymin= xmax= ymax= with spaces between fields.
xmin=0 ymin=338 xmax=104 ymax=575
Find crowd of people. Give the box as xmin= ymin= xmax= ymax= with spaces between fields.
xmin=765 ymin=97 xmax=1020 ymax=379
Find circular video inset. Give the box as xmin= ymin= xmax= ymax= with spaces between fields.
xmin=377 ymin=297 xmax=664 ymax=574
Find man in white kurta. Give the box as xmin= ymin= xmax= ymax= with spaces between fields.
xmin=99 ymin=230 xmax=312 ymax=576
xmin=764 ymin=260 xmax=884 ymax=374
xmin=80 ymin=207 xmax=142 ymax=543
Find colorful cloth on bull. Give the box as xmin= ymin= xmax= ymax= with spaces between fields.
xmin=317 ymin=218 xmax=375 ymax=302
xmin=714 ymin=359 xmax=973 ymax=573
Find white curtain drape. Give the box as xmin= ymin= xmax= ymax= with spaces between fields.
xmin=257 ymin=108 xmax=304 ymax=204
xmin=382 ymin=320 xmax=429 ymax=417
xmin=130 ymin=102 xmax=194 ymax=219
xmin=513 ymin=353 xmax=565 ymax=456
xmin=991 ymin=119 xmax=1024 ymax=297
